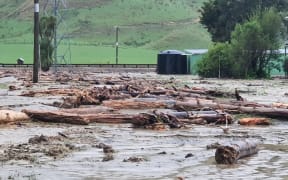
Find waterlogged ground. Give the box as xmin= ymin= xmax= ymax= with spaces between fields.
xmin=1 ymin=70 xmax=288 ymax=179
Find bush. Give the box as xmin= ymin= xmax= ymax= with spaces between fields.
xmin=197 ymin=43 xmax=233 ymax=78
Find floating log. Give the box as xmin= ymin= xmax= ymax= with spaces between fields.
xmin=168 ymin=111 xmax=232 ymax=124
xmin=60 ymin=107 xmax=116 ymax=114
xmin=22 ymin=109 xmax=90 ymax=125
xmin=175 ymin=99 xmax=288 ymax=119
xmin=103 ymin=98 xmax=171 ymax=109
xmin=238 ymin=117 xmax=270 ymax=125
xmin=0 ymin=110 xmax=30 ymax=124
xmin=215 ymin=140 xmax=259 ymax=164
xmin=21 ymin=109 xmax=184 ymax=128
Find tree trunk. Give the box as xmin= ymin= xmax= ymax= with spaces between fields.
xmin=215 ymin=140 xmax=259 ymax=164
xmin=22 ymin=109 xmax=90 ymax=125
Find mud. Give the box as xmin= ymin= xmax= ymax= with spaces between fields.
xmin=0 ymin=68 xmax=288 ymax=179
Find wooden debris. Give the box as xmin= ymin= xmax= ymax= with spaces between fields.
xmin=22 ymin=109 xmax=90 ymax=125
xmin=215 ymin=140 xmax=258 ymax=164
xmin=238 ymin=117 xmax=270 ymax=125
xmin=103 ymin=99 xmax=169 ymax=109
xmin=0 ymin=110 xmax=29 ymax=124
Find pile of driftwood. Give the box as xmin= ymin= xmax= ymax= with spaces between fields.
xmin=16 ymin=76 xmax=288 ymax=128
xmin=17 ymin=79 xmax=237 ymax=128
xmin=2 ymin=70 xmax=285 ymax=164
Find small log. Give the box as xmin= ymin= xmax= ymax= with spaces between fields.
xmin=215 ymin=140 xmax=259 ymax=164
xmin=238 ymin=117 xmax=270 ymax=125
xmin=0 ymin=110 xmax=30 ymax=124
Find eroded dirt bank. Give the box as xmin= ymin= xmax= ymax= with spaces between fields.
xmin=0 ymin=68 xmax=288 ymax=179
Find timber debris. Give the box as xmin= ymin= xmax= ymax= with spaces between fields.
xmin=215 ymin=140 xmax=259 ymax=164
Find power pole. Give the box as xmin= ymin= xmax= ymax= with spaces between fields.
xmin=33 ymin=0 xmax=40 ymax=83
xmin=115 ymin=26 xmax=119 ymax=64
xmin=53 ymin=0 xmax=58 ymax=71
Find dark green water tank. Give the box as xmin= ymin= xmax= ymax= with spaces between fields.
xmin=157 ymin=50 xmax=189 ymax=74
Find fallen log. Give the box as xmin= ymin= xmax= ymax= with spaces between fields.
xmin=103 ymin=98 xmax=171 ymax=109
xmin=238 ymin=117 xmax=270 ymax=125
xmin=0 ymin=110 xmax=30 ymax=124
xmin=21 ymin=109 xmax=183 ymax=128
xmin=60 ymin=107 xmax=116 ymax=114
xmin=175 ymin=100 xmax=288 ymax=119
xmin=84 ymin=113 xmax=134 ymax=124
xmin=168 ymin=111 xmax=233 ymax=124
xmin=22 ymin=109 xmax=89 ymax=125
xmin=215 ymin=140 xmax=259 ymax=164
xmin=239 ymin=106 xmax=288 ymax=118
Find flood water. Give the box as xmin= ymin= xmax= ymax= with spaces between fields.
xmin=1 ymin=121 xmax=288 ymax=180
xmin=1 ymin=72 xmax=288 ymax=179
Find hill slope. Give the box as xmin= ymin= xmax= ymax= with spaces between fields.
xmin=0 ymin=0 xmax=210 ymax=50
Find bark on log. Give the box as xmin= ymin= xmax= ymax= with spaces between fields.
xmin=238 ymin=118 xmax=270 ymax=125
xmin=22 ymin=109 xmax=90 ymax=125
xmin=175 ymin=100 xmax=288 ymax=119
xmin=168 ymin=111 xmax=232 ymax=124
xmin=21 ymin=109 xmax=183 ymax=128
xmin=103 ymin=99 xmax=171 ymax=109
xmin=239 ymin=106 xmax=288 ymax=118
xmin=84 ymin=114 xmax=134 ymax=124
xmin=60 ymin=107 xmax=116 ymax=114
xmin=0 ymin=110 xmax=29 ymax=124
xmin=215 ymin=140 xmax=259 ymax=164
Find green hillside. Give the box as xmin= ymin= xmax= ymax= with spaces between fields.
xmin=0 ymin=0 xmax=211 ymax=64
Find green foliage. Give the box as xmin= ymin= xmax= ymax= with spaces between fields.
xmin=39 ymin=16 xmax=56 ymax=71
xmin=0 ymin=0 xmax=210 ymax=51
xmin=0 ymin=43 xmax=157 ymax=64
xmin=197 ymin=42 xmax=232 ymax=78
xmin=230 ymin=8 xmax=284 ymax=78
xmin=199 ymin=0 xmax=288 ymax=42
xmin=198 ymin=8 xmax=285 ymax=78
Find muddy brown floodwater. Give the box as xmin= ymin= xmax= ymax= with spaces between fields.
xmin=1 ymin=69 xmax=288 ymax=179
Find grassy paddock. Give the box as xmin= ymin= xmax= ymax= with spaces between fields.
xmin=0 ymin=43 xmax=158 ymax=64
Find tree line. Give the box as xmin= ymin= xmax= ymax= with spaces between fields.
xmin=197 ymin=0 xmax=288 ymax=78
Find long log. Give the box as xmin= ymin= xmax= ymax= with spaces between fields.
xmin=168 ymin=111 xmax=233 ymax=124
xmin=215 ymin=140 xmax=259 ymax=164
xmin=22 ymin=109 xmax=90 ymax=125
xmin=21 ymin=109 xmax=183 ymax=128
xmin=175 ymin=100 xmax=288 ymax=119
xmin=60 ymin=107 xmax=116 ymax=114
xmin=103 ymin=98 xmax=172 ymax=109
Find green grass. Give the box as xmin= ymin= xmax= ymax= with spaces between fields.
xmin=0 ymin=0 xmax=210 ymax=64
xmin=0 ymin=43 xmax=157 ymax=64
xmin=0 ymin=0 xmax=210 ymax=51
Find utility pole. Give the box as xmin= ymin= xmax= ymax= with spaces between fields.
xmin=33 ymin=0 xmax=40 ymax=83
xmin=54 ymin=0 xmax=58 ymax=71
xmin=115 ymin=26 xmax=119 ymax=64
